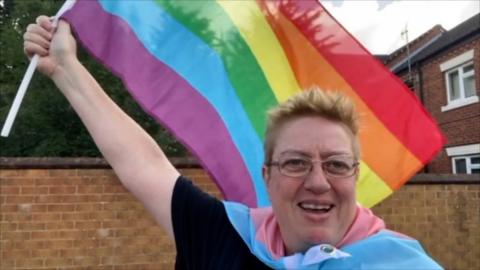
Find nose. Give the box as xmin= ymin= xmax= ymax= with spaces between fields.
xmin=303 ymin=163 xmax=331 ymax=193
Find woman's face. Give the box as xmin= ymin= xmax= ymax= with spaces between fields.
xmin=264 ymin=116 xmax=358 ymax=254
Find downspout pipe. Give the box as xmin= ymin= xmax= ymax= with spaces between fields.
xmin=416 ymin=62 xmax=429 ymax=173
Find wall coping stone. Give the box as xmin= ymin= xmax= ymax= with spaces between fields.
xmin=0 ymin=157 xmax=200 ymax=169
xmin=409 ymin=173 xmax=479 ymax=184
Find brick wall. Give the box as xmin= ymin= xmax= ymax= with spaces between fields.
xmin=375 ymin=180 xmax=480 ymax=270
xmin=418 ymin=40 xmax=480 ymax=173
xmin=1 ymin=161 xmax=479 ymax=270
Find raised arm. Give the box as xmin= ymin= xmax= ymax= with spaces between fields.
xmin=23 ymin=16 xmax=179 ymax=238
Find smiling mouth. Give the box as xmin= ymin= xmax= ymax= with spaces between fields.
xmin=298 ymin=203 xmax=334 ymax=213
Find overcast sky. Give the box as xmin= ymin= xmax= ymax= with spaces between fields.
xmin=321 ymin=0 xmax=480 ymax=55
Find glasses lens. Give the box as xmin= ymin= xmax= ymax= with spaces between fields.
xmin=323 ymin=158 xmax=355 ymax=177
xmin=279 ymin=157 xmax=311 ymax=177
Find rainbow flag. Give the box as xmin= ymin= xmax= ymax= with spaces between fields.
xmin=62 ymin=0 xmax=445 ymax=208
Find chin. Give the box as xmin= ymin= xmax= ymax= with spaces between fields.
xmin=303 ymin=228 xmax=338 ymax=246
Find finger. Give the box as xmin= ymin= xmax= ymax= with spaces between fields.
xmin=23 ymin=45 xmax=33 ymax=60
xmin=24 ymin=41 xmax=49 ymax=57
xmin=23 ymin=31 xmax=51 ymax=50
xmin=36 ymin=15 xmax=54 ymax=32
xmin=26 ymin=23 xmax=52 ymax=41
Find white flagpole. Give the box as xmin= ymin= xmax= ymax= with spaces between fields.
xmin=1 ymin=0 xmax=76 ymax=137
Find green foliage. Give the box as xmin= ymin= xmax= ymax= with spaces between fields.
xmin=0 ymin=0 xmax=187 ymax=157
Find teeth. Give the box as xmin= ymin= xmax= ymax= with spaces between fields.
xmin=300 ymin=203 xmax=332 ymax=210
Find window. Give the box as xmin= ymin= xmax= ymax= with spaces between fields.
xmin=440 ymin=50 xmax=478 ymax=112
xmin=446 ymin=62 xmax=475 ymax=101
xmin=452 ymin=155 xmax=480 ymax=174
xmin=446 ymin=144 xmax=480 ymax=174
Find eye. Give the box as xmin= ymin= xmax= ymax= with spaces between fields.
xmin=281 ymin=158 xmax=310 ymax=172
xmin=324 ymin=160 xmax=351 ymax=174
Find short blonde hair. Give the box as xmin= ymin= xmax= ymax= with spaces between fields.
xmin=264 ymin=87 xmax=360 ymax=163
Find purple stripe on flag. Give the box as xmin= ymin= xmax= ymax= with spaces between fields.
xmin=62 ymin=0 xmax=256 ymax=206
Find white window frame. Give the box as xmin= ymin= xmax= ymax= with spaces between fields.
xmin=446 ymin=144 xmax=480 ymax=174
xmin=452 ymin=155 xmax=480 ymax=174
xmin=440 ymin=50 xmax=478 ymax=112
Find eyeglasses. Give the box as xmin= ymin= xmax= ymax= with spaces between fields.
xmin=267 ymin=155 xmax=359 ymax=179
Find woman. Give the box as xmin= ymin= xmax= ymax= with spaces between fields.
xmin=23 ymin=17 xmax=442 ymax=269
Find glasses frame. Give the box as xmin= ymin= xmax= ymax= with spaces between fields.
xmin=267 ymin=156 xmax=359 ymax=179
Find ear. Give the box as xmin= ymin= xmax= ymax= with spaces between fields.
xmin=262 ymin=165 xmax=271 ymax=187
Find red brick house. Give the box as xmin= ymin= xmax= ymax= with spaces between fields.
xmin=384 ymin=14 xmax=480 ymax=174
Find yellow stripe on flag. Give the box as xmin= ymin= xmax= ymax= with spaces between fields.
xmin=356 ymin=161 xmax=393 ymax=208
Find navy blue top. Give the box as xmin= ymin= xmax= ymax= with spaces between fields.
xmin=172 ymin=176 xmax=269 ymax=270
